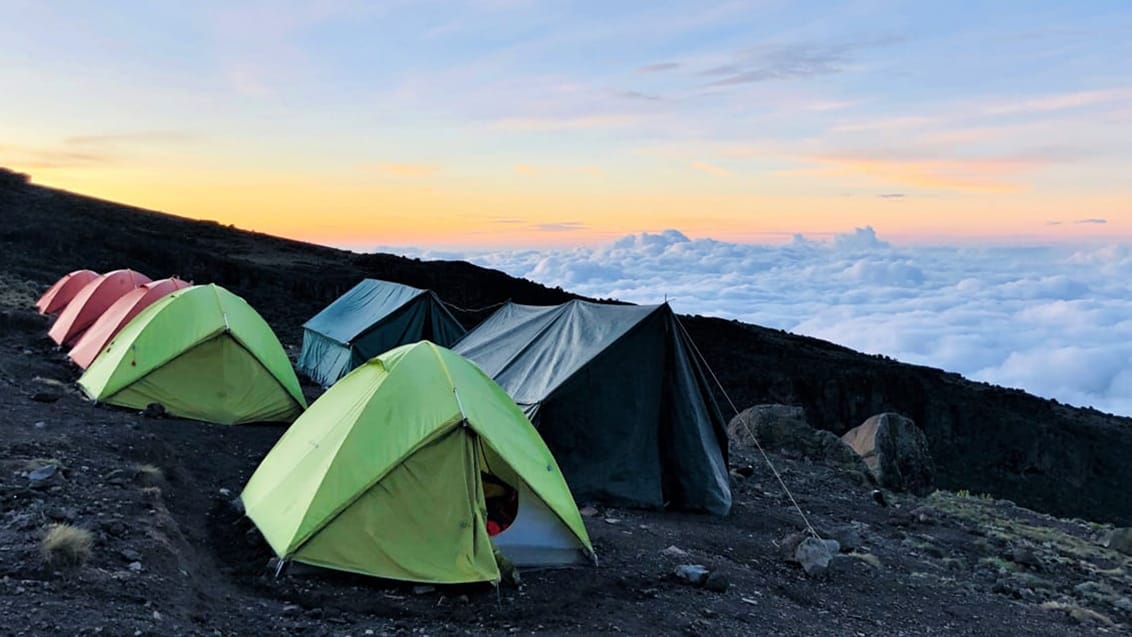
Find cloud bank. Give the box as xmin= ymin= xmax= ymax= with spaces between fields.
xmin=386 ymin=228 xmax=1132 ymax=417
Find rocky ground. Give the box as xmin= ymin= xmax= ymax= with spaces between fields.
xmin=2 ymin=284 xmax=1131 ymax=636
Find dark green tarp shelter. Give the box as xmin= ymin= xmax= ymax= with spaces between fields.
xmin=454 ymin=300 xmax=731 ymax=515
xmin=297 ymin=279 xmax=465 ymax=386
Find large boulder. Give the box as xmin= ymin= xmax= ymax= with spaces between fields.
xmin=842 ymin=413 xmax=935 ymax=496
xmin=728 ymin=404 xmax=865 ymax=469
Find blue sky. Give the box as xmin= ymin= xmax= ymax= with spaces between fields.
xmin=1 ymin=0 xmax=1130 ymax=245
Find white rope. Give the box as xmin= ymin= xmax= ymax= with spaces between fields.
xmin=673 ymin=315 xmax=821 ymax=540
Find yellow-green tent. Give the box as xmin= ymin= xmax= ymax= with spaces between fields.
xmin=78 ymin=284 xmax=306 ymax=425
xmin=241 ymin=341 xmax=594 ymax=584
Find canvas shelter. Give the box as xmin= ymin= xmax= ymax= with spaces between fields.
xmin=68 ymin=277 xmax=191 ymax=369
xmin=35 ymin=269 xmax=99 ymax=315
xmin=297 ymin=279 xmax=466 ymax=386
xmin=241 ymin=341 xmax=594 ymax=584
xmin=77 ymin=284 xmax=306 ymax=425
xmin=454 ymin=300 xmax=732 ymax=515
xmin=48 ymin=269 xmax=152 ymax=346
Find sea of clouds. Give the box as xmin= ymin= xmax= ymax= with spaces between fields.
xmin=384 ymin=227 xmax=1132 ymax=417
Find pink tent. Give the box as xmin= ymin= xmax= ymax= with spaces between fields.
xmin=47 ymin=269 xmax=152 ymax=346
xmin=68 ymin=277 xmax=191 ymax=369
xmin=35 ymin=270 xmax=100 ymax=315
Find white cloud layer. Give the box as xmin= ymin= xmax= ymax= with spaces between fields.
xmin=384 ymin=228 xmax=1132 ymax=417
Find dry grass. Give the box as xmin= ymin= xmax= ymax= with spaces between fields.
xmin=40 ymin=524 xmax=93 ymax=568
xmin=848 ymin=552 xmax=882 ymax=568
xmin=132 ymin=463 xmax=164 ymax=486
xmin=1040 ymin=601 xmax=1117 ymax=627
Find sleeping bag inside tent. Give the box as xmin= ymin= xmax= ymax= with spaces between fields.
xmin=455 ymin=300 xmax=732 ymax=516
xmin=36 ymin=269 xmax=100 ymax=315
xmin=297 ymin=279 xmax=466 ymax=386
xmin=77 ymin=284 xmax=307 ymax=425
xmin=241 ymin=341 xmax=594 ymax=584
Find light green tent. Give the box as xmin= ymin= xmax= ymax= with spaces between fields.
xmin=241 ymin=341 xmax=594 ymax=584
xmin=78 ymin=284 xmax=307 ymax=425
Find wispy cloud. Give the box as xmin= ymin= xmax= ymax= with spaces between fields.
xmin=699 ymin=39 xmax=896 ymax=88
xmin=532 ymin=221 xmax=588 ymax=232
xmin=64 ymin=131 xmax=198 ymax=146
xmin=692 ymin=161 xmax=733 ymax=177
xmin=494 ymin=114 xmax=641 ymax=131
xmin=373 ymin=163 xmax=439 ymax=178
xmin=638 ymin=62 xmax=680 ymax=73
xmin=0 ymin=144 xmax=113 ymax=169
xmin=982 ymin=88 xmax=1132 ymax=116
xmin=878 ymin=193 xmax=906 ymax=199
xmin=1075 ymin=218 xmax=1107 ymax=225
xmin=801 ymin=152 xmax=1050 ymax=192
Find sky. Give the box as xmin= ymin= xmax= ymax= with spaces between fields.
xmin=1 ymin=0 xmax=1130 ymax=247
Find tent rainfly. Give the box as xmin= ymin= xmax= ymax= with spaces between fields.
xmin=68 ymin=277 xmax=191 ymax=369
xmin=242 ymin=341 xmax=594 ymax=584
xmin=48 ymin=269 xmax=152 ymax=346
xmin=78 ymin=284 xmax=307 ymax=425
xmin=454 ymin=300 xmax=732 ymax=515
xmin=297 ymin=279 xmax=466 ymax=386
xmin=36 ymin=269 xmax=100 ymax=315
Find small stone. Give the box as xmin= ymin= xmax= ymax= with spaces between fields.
xmin=579 ymin=506 xmax=599 ymax=517
xmin=604 ymin=518 xmax=621 ymax=524
xmin=412 ymin=585 xmax=435 ymax=595
xmin=28 ymin=464 xmax=59 ymax=488
xmin=1106 ymin=528 xmax=1132 ymax=556
xmin=703 ymin=572 xmax=730 ymax=593
xmin=825 ymin=526 xmax=863 ymax=553
xmin=31 ymin=391 xmax=61 ymax=403
xmin=660 ymin=545 xmax=688 ymax=558
xmin=142 ymin=403 xmax=165 ymax=418
xmin=121 ymin=549 xmax=142 ymax=562
xmin=152 ymin=610 xmax=162 ymax=621
xmin=281 ymin=604 xmax=301 ymax=617
xmin=128 ymin=561 xmax=143 ymax=573
xmin=779 ymin=532 xmax=807 ymax=562
xmin=795 ymin=537 xmax=839 ymax=577
xmin=673 ymin=564 xmax=709 ymax=585
xmin=1010 ymin=547 xmax=1042 ymax=569
xmin=218 ymin=488 xmax=231 ymax=497
xmin=34 ymin=421 xmax=46 ymax=429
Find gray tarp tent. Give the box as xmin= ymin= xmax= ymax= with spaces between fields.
xmin=297 ymin=279 xmax=466 ymax=386
xmin=454 ymin=300 xmax=731 ymax=515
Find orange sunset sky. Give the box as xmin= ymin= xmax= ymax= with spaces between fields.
xmin=2 ymin=1 xmax=1130 ymax=248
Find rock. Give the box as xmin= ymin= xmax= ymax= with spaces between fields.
xmin=103 ymin=520 xmax=128 ymax=537
xmin=46 ymin=507 xmax=77 ymax=522
xmin=218 ymin=488 xmax=231 ymax=497
xmin=281 ymin=604 xmax=302 ymax=617
xmin=872 ymin=490 xmax=888 ymax=507
xmin=795 ymin=537 xmax=839 ymax=577
xmin=779 ymin=532 xmax=807 ymax=561
xmin=121 ymin=549 xmax=143 ymax=562
xmin=1105 ymin=528 xmax=1132 ymax=555
xmin=842 ymin=413 xmax=936 ymax=496
xmin=411 ymin=585 xmax=435 ymax=595
xmin=661 ymin=545 xmax=689 ymax=558
xmin=825 ymin=526 xmax=863 ymax=553
xmin=673 ymin=564 xmax=709 ymax=586
xmin=1009 ymin=547 xmax=1042 ymax=569
xmin=127 ymin=561 xmax=143 ymax=573
xmin=728 ymin=405 xmax=866 ymax=471
xmin=142 ymin=403 xmax=165 ymax=418
xmin=703 ymin=572 xmax=730 ymax=593
xmin=578 ymin=505 xmax=599 ymax=517
xmin=104 ymin=469 xmax=128 ymax=486
xmin=732 ymin=465 xmax=755 ymax=478
xmin=31 ymin=391 xmax=61 ymax=403
xmin=28 ymin=464 xmax=60 ymax=489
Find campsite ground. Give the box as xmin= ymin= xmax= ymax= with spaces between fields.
xmin=2 ymin=296 xmax=1129 ymax=636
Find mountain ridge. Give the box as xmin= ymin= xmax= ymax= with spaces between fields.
xmin=1 ymin=166 xmax=1129 ymax=526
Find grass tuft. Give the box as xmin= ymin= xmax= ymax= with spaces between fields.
xmin=132 ymin=463 xmax=164 ymax=486
xmin=40 ymin=524 xmax=93 ymax=568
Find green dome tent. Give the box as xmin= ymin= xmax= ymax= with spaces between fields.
xmin=77 ymin=284 xmax=307 ymax=425
xmin=297 ymin=279 xmax=466 ymax=386
xmin=241 ymin=341 xmax=594 ymax=584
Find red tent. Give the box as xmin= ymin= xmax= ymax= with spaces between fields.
xmin=48 ymin=269 xmax=152 ymax=346
xmin=35 ymin=270 xmax=100 ymax=315
xmin=68 ymin=277 xmax=191 ymax=368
